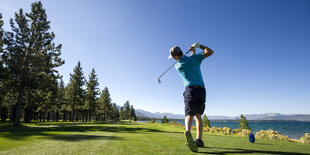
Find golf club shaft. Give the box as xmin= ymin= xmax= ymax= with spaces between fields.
xmin=158 ymin=50 xmax=191 ymax=83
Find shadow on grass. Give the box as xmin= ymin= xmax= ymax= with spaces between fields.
xmin=200 ymin=146 xmax=310 ymax=155
xmin=43 ymin=133 xmax=121 ymax=141
xmin=0 ymin=123 xmax=182 ymax=140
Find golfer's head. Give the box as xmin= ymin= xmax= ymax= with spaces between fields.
xmin=168 ymin=46 xmax=183 ymax=60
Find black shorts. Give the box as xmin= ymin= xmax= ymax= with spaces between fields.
xmin=183 ymin=87 xmax=206 ymax=116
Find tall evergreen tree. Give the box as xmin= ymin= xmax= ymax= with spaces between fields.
xmin=55 ymin=78 xmax=66 ymax=121
xmin=119 ymin=107 xmax=124 ymax=120
xmin=0 ymin=13 xmax=5 ymax=112
xmin=0 ymin=13 xmax=5 ymax=81
xmin=98 ymin=87 xmax=112 ymax=121
xmin=202 ymin=114 xmax=211 ymax=127
xmin=162 ymin=115 xmax=169 ymax=123
xmin=2 ymin=2 xmax=64 ymax=125
xmin=123 ymin=101 xmax=130 ymax=120
xmin=113 ymin=103 xmax=119 ymax=121
xmin=130 ymin=105 xmax=137 ymax=121
xmin=66 ymin=61 xmax=85 ymax=122
xmin=239 ymin=114 xmax=251 ymax=130
xmin=85 ymin=68 xmax=100 ymax=121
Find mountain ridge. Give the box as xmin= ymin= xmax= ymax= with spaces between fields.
xmin=134 ymin=109 xmax=310 ymax=121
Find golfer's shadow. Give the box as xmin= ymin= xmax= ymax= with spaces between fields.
xmin=199 ymin=146 xmax=310 ymax=155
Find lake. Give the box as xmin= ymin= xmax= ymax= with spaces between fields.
xmin=138 ymin=120 xmax=310 ymax=139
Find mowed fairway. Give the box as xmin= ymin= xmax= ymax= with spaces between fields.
xmin=0 ymin=122 xmax=310 ymax=155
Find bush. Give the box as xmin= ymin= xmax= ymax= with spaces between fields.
xmin=151 ymin=118 xmax=156 ymax=123
xmin=233 ymin=128 xmax=252 ymax=137
xmin=300 ymin=133 xmax=310 ymax=144
xmin=204 ymin=126 xmax=232 ymax=135
xmin=161 ymin=115 xmax=169 ymax=123
xmin=169 ymin=121 xmax=184 ymax=127
xmin=222 ymin=127 xmax=232 ymax=135
xmin=255 ymin=129 xmax=288 ymax=141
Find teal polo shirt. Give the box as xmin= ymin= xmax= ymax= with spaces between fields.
xmin=175 ymin=53 xmax=205 ymax=87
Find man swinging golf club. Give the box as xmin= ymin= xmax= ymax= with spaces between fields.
xmin=168 ymin=42 xmax=214 ymax=152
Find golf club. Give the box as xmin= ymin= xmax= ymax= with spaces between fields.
xmin=157 ymin=49 xmax=191 ymax=83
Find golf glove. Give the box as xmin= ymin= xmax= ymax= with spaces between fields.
xmin=192 ymin=42 xmax=200 ymax=48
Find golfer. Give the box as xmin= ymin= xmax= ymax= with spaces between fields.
xmin=168 ymin=43 xmax=214 ymax=152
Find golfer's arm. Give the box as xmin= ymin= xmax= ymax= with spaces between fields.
xmin=200 ymin=45 xmax=214 ymax=58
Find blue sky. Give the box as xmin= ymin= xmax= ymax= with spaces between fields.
xmin=1 ymin=0 xmax=309 ymax=116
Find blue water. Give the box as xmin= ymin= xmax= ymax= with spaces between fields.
xmin=140 ymin=120 xmax=310 ymax=139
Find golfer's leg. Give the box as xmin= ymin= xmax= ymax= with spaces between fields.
xmin=185 ymin=115 xmax=194 ymax=132
xmin=195 ymin=114 xmax=203 ymax=140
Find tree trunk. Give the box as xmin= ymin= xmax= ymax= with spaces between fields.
xmin=24 ymin=102 xmax=33 ymax=123
xmin=88 ymin=111 xmax=92 ymax=122
xmin=9 ymin=105 xmax=15 ymax=123
xmin=39 ymin=110 xmax=42 ymax=122
xmin=47 ymin=111 xmax=50 ymax=122
xmin=55 ymin=111 xmax=59 ymax=122
xmin=1 ymin=107 xmax=8 ymax=122
xmin=76 ymin=112 xmax=79 ymax=121
xmin=43 ymin=108 xmax=47 ymax=123
xmin=69 ymin=112 xmax=72 ymax=122
xmin=72 ymin=105 xmax=75 ymax=122
xmin=13 ymin=88 xmax=25 ymax=125
xmin=63 ymin=111 xmax=66 ymax=122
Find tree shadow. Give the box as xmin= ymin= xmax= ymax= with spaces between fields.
xmin=0 ymin=123 xmax=182 ymax=140
xmin=42 ymin=133 xmax=121 ymax=141
xmin=199 ymin=146 xmax=310 ymax=155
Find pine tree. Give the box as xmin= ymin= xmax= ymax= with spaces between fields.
xmin=0 ymin=13 xmax=6 ymax=118
xmin=130 ymin=105 xmax=137 ymax=121
xmin=202 ymin=114 xmax=211 ymax=127
xmin=239 ymin=114 xmax=251 ymax=130
xmin=66 ymin=61 xmax=85 ymax=122
xmin=0 ymin=13 xmax=5 ymax=81
xmin=2 ymin=2 xmax=64 ymax=125
xmin=98 ymin=87 xmax=112 ymax=121
xmin=113 ymin=103 xmax=119 ymax=121
xmin=123 ymin=101 xmax=130 ymax=120
xmin=57 ymin=78 xmax=66 ymax=121
xmin=85 ymin=68 xmax=100 ymax=121
xmin=119 ymin=107 xmax=124 ymax=120
xmin=162 ymin=115 xmax=169 ymax=123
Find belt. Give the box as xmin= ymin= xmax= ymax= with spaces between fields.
xmin=186 ymin=85 xmax=204 ymax=88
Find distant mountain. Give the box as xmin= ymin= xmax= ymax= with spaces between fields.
xmin=133 ymin=109 xmax=310 ymax=121
xmin=135 ymin=109 xmax=184 ymax=119
xmin=115 ymin=106 xmax=185 ymax=119
xmin=244 ymin=113 xmax=310 ymax=121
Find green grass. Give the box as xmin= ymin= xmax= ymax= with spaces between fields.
xmin=0 ymin=121 xmax=310 ymax=155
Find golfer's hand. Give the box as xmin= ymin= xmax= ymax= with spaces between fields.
xmin=192 ymin=42 xmax=201 ymax=48
xmin=189 ymin=46 xmax=196 ymax=56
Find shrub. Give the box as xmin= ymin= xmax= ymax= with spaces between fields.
xmin=151 ymin=118 xmax=156 ymax=123
xmin=204 ymin=126 xmax=232 ymax=135
xmin=300 ymin=133 xmax=310 ymax=144
xmin=162 ymin=115 xmax=169 ymax=123
xmin=233 ymin=128 xmax=252 ymax=137
xmin=222 ymin=127 xmax=232 ymax=135
xmin=203 ymin=126 xmax=210 ymax=132
xmin=255 ymin=129 xmax=288 ymax=141
xmin=169 ymin=121 xmax=184 ymax=127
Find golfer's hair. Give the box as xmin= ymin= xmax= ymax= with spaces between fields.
xmin=175 ymin=51 xmax=183 ymax=57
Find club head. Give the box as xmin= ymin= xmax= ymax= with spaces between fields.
xmin=157 ymin=78 xmax=161 ymax=84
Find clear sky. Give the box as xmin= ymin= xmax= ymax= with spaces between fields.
xmin=1 ymin=0 xmax=309 ymax=116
